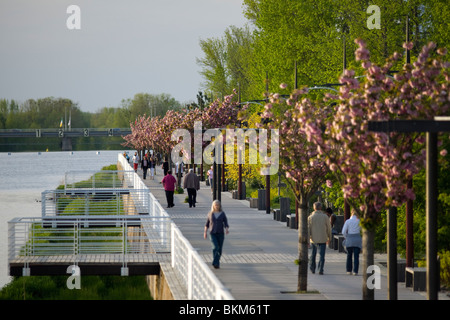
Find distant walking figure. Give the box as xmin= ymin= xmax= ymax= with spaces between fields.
xmin=183 ymin=168 xmax=200 ymax=207
xmin=141 ymin=154 xmax=148 ymax=179
xmin=342 ymin=210 xmax=362 ymax=275
xmin=162 ymin=158 xmax=169 ymax=176
xmin=207 ymin=166 xmax=213 ymax=193
xmin=204 ymin=200 xmax=229 ymax=269
xmin=132 ymin=152 xmax=139 ymax=172
xmin=161 ymin=170 xmax=177 ymax=208
xmin=149 ymin=156 xmax=155 ymax=180
xmin=308 ymin=202 xmax=331 ymax=275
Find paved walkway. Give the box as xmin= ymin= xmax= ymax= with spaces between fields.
xmin=137 ymin=166 xmax=448 ymax=300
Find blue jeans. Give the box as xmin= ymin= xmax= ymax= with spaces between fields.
xmin=310 ymin=243 xmax=326 ymax=274
xmin=210 ymin=233 xmax=225 ymax=267
xmin=346 ymin=247 xmax=360 ymax=274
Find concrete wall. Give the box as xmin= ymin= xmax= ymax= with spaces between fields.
xmin=146 ymin=269 xmax=174 ymax=300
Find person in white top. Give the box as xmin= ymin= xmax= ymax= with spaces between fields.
xmin=207 ymin=166 xmax=213 ymax=193
xmin=341 ymin=210 xmax=362 ymax=275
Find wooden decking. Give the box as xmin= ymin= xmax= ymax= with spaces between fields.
xmin=9 ymin=253 xmax=170 ymax=276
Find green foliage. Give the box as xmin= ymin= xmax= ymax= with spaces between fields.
xmin=197 ymin=25 xmax=254 ymax=101
xmin=199 ymin=0 xmax=449 ymax=103
xmin=0 ymin=93 xmax=182 ymax=152
xmin=0 ymin=276 xmax=152 ymax=300
xmin=119 ymin=93 xmax=181 ymax=124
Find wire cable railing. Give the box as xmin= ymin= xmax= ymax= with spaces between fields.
xmin=8 ymin=215 xmax=171 ymax=276
xmin=118 ymin=153 xmax=233 ymax=300
xmin=7 ymin=153 xmax=233 ymax=300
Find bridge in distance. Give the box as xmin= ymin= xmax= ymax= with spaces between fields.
xmin=0 ymin=128 xmax=131 ymax=138
xmin=0 ymin=128 xmax=132 ymax=151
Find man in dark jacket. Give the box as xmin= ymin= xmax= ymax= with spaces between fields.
xmin=183 ymin=168 xmax=200 ymax=207
xmin=162 ymin=158 xmax=169 ymax=176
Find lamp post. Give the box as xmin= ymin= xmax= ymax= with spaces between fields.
xmin=369 ymin=118 xmax=450 ymax=300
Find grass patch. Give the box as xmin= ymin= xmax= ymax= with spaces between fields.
xmin=0 ymin=275 xmax=152 ymax=300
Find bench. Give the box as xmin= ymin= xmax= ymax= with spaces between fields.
xmin=405 ymin=267 xmax=426 ymax=291
xmin=273 ymin=208 xmax=288 ymax=222
xmin=249 ymin=198 xmax=258 ymax=208
xmin=333 ymin=234 xmax=346 ymax=253
xmin=273 ymin=209 xmax=280 ymax=220
xmin=287 ymin=214 xmax=297 ymax=229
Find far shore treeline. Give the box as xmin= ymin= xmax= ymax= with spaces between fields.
xmin=0 ymin=93 xmax=202 ymax=152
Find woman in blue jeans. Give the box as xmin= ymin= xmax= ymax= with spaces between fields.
xmin=204 ymin=200 xmax=229 ymax=269
xmin=342 ymin=210 xmax=362 ymax=275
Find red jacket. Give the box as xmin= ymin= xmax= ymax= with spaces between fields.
xmin=162 ymin=174 xmax=177 ymax=191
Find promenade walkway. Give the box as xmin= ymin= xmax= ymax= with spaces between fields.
xmin=138 ymin=166 xmax=448 ymax=300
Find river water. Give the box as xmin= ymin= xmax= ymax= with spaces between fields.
xmin=0 ymin=150 xmax=126 ymax=289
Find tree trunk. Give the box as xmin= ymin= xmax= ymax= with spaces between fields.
xmin=362 ymin=228 xmax=375 ymax=300
xmin=297 ymin=196 xmax=309 ymax=292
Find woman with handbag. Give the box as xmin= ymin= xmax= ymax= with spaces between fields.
xmin=204 ymin=200 xmax=229 ymax=269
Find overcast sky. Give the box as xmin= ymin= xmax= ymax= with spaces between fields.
xmin=0 ymin=0 xmax=247 ymax=112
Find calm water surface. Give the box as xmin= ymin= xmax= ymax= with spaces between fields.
xmin=0 ymin=150 xmax=126 ymax=289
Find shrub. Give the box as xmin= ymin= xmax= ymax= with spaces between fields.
xmin=439 ymin=250 xmax=450 ymax=289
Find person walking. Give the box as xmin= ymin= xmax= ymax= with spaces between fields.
xmin=149 ymin=156 xmax=155 ymax=180
xmin=175 ymin=161 xmax=184 ymax=188
xmin=132 ymin=152 xmax=140 ymax=172
xmin=326 ymin=207 xmax=338 ymax=240
xmin=341 ymin=210 xmax=362 ymax=275
xmin=141 ymin=154 xmax=149 ymax=179
xmin=308 ymin=202 xmax=331 ymax=275
xmin=161 ymin=170 xmax=177 ymax=208
xmin=183 ymin=168 xmax=200 ymax=208
xmin=162 ymin=157 xmax=169 ymax=177
xmin=204 ymin=200 xmax=229 ymax=269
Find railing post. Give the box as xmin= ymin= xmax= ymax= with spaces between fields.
xmin=41 ymin=192 xmax=45 ymax=217
xmin=121 ymin=219 xmax=129 ymax=276
xmin=74 ymin=220 xmax=79 ymax=258
xmin=171 ymin=224 xmax=176 ymax=268
xmin=188 ymin=249 xmax=193 ymax=299
xmin=117 ymin=190 xmax=120 ymax=215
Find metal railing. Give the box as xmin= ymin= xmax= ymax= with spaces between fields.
xmin=63 ymin=170 xmax=134 ymax=189
xmin=171 ymin=224 xmax=233 ymax=300
xmin=41 ymin=188 xmax=151 ymax=217
xmin=7 ymin=153 xmax=233 ymax=300
xmin=8 ymin=215 xmax=171 ymax=272
xmin=117 ymin=155 xmax=150 ymax=191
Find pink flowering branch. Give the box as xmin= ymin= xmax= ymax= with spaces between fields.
xmin=299 ymin=39 xmax=449 ymax=227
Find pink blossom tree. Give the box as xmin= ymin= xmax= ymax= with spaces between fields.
xmin=123 ymin=91 xmax=243 ymax=167
xmin=257 ymin=87 xmax=331 ymax=292
xmin=122 ymin=115 xmax=151 ymax=153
